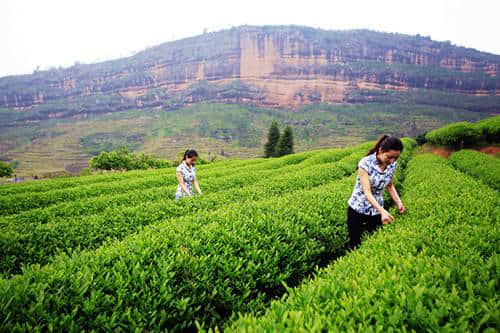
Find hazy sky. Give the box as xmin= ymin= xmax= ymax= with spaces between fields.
xmin=1 ymin=0 xmax=499 ymax=78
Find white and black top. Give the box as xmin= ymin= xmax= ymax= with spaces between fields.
xmin=348 ymin=152 xmax=397 ymax=216
xmin=176 ymin=161 xmax=196 ymax=198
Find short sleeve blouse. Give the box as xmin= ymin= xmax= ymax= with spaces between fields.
xmin=347 ymin=153 xmax=397 ymax=215
xmin=176 ymin=161 xmax=196 ymax=197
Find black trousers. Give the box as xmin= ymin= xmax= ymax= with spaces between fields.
xmin=347 ymin=205 xmax=382 ymax=250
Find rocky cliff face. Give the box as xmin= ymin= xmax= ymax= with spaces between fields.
xmin=1 ymin=25 xmax=499 ymax=115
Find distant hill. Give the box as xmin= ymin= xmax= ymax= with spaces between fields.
xmin=0 ymin=25 xmax=499 ymax=177
xmin=0 ymin=25 xmax=499 ymax=120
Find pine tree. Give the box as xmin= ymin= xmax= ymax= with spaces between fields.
xmin=275 ymin=125 xmax=294 ymax=157
xmin=264 ymin=121 xmax=280 ymax=157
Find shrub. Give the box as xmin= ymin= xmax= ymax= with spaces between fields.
xmin=90 ymin=147 xmax=171 ymax=171
xmin=474 ymin=115 xmax=500 ymax=142
xmin=425 ymin=121 xmax=481 ymax=148
xmin=449 ymin=149 xmax=500 ymax=191
xmin=0 ymin=161 xmax=13 ymax=178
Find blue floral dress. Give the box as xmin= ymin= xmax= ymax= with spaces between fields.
xmin=348 ymin=152 xmax=397 ymax=215
xmin=176 ymin=161 xmax=196 ymax=199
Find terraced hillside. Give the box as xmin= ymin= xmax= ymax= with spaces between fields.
xmin=1 ymin=25 xmax=499 ymax=177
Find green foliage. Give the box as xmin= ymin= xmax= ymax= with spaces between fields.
xmin=182 ymin=80 xmax=263 ymax=105
xmin=13 ymin=94 xmax=137 ymax=122
xmin=175 ymin=151 xmax=210 ymax=165
xmin=0 ymin=180 xmax=354 ymax=331
xmin=0 ymin=155 xmax=268 ymax=197
xmin=425 ymin=121 xmax=481 ymax=148
xmin=0 ymin=100 xmax=493 ymax=178
xmin=9 ymin=160 xmax=20 ymax=170
xmin=90 ymin=147 xmax=170 ymax=171
xmin=0 ymin=161 xmax=14 ymax=177
xmin=392 ymin=138 xmax=417 ymax=191
xmin=0 ymin=149 xmax=339 ymax=275
xmin=0 ymin=139 xmax=485 ymax=333
xmin=264 ymin=121 xmax=280 ymax=157
xmin=347 ymin=59 xmax=498 ymax=88
xmin=449 ymin=149 xmax=500 ymax=191
xmin=275 ymin=125 xmax=294 ymax=157
xmin=228 ymin=154 xmax=499 ymax=331
xmin=474 ymin=115 xmax=500 ymax=142
xmin=0 ymin=146 xmax=376 ymax=331
xmin=425 ymin=115 xmax=500 ymax=147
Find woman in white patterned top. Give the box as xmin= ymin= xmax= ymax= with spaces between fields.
xmin=347 ymin=135 xmax=405 ymax=249
xmin=176 ymin=149 xmax=202 ymax=200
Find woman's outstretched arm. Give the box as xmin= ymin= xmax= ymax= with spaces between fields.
xmin=193 ymin=178 xmax=202 ymax=195
xmin=386 ymin=180 xmax=405 ymax=213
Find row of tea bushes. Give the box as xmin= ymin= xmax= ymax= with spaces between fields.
xmin=0 ymin=139 xmax=416 ymax=329
xmin=474 ymin=115 xmax=500 ymax=142
xmin=0 ymin=147 xmax=354 ymax=230
xmin=0 ymin=149 xmax=362 ymax=276
xmin=0 ymin=149 xmax=321 ymax=197
xmin=0 ymin=154 xmax=266 ymax=197
xmin=0 ymin=174 xmax=359 ymax=331
xmin=0 ymin=150 xmax=324 ymax=225
xmin=425 ymin=115 xmax=500 ymax=147
xmin=0 ymin=148 xmax=321 ymax=216
xmin=228 ymin=154 xmax=499 ymax=332
xmin=449 ymin=149 xmax=500 ymax=191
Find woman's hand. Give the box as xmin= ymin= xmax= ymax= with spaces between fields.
xmin=381 ymin=209 xmax=394 ymax=225
xmin=387 ymin=181 xmax=404 ymax=214
xmin=396 ymin=200 xmax=405 ymax=214
xmin=193 ymin=178 xmax=202 ymax=196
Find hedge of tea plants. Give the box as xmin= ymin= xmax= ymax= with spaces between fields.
xmin=449 ymin=149 xmax=500 ymax=191
xmin=0 ymin=139 xmax=420 ymax=331
xmin=0 ymin=148 xmax=360 ymax=276
xmin=228 ymin=154 xmax=499 ymax=332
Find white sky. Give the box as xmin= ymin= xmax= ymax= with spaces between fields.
xmin=1 ymin=0 xmax=499 ymax=78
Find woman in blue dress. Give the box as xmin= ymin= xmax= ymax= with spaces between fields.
xmin=347 ymin=135 xmax=405 ymax=249
xmin=175 ymin=149 xmax=202 ymax=200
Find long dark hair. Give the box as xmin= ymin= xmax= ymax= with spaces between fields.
xmin=367 ymin=135 xmax=403 ymax=156
xmin=182 ymin=149 xmax=198 ymax=162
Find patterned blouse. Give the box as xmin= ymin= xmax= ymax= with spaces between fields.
xmin=176 ymin=161 xmax=196 ymax=199
xmin=348 ymin=152 xmax=397 ymax=215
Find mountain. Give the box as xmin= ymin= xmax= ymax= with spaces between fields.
xmin=1 ymin=25 xmax=499 ymax=119
xmin=0 ymin=25 xmax=499 ymax=178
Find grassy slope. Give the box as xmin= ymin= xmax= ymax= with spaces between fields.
xmin=0 ymin=101 xmax=491 ymax=178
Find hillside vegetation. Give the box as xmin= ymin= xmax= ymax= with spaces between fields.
xmin=1 ymin=25 xmax=499 ymax=177
xmin=0 ymin=132 xmax=498 ymax=331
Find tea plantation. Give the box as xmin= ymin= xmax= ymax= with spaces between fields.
xmin=0 ymin=135 xmax=498 ymax=332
